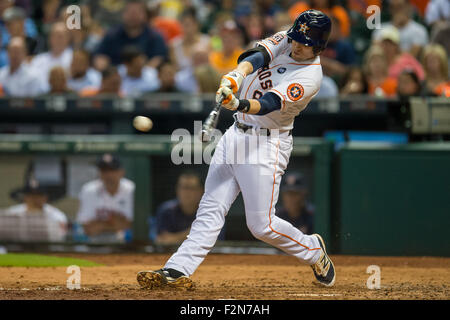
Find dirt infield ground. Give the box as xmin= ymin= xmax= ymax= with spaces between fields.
xmin=0 ymin=254 xmax=449 ymax=300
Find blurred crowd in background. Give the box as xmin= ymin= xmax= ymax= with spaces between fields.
xmin=0 ymin=0 xmax=447 ymax=99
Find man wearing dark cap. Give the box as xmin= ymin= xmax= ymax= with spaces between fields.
xmin=276 ymin=172 xmax=314 ymax=235
xmin=2 ymin=178 xmax=68 ymax=241
xmin=76 ymin=154 xmax=135 ymax=242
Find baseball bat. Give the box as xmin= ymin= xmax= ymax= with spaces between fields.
xmin=201 ymin=96 xmax=223 ymax=142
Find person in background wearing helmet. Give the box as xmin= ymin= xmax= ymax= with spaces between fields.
xmin=137 ymin=10 xmax=335 ymax=290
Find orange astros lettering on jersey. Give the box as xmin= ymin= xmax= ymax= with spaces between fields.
xmin=287 ymin=83 xmax=304 ymax=101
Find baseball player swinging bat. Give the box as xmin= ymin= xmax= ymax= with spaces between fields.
xmin=137 ymin=10 xmax=336 ymax=290
xmin=201 ymin=96 xmax=224 ymax=142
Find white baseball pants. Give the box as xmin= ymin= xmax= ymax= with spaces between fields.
xmin=164 ymin=125 xmax=322 ymax=276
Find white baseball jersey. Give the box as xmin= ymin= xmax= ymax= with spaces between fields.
xmin=237 ymin=31 xmax=323 ymax=130
xmin=76 ymin=178 xmax=135 ymax=224
xmin=164 ymin=31 xmax=325 ymax=277
xmin=2 ymin=204 xmax=68 ymax=241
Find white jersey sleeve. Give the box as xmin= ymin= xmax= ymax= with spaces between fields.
xmin=44 ymin=204 xmax=68 ymax=225
xmin=268 ymin=68 xmax=322 ymax=113
xmin=256 ymin=31 xmax=291 ymax=63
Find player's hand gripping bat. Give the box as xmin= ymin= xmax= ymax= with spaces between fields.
xmin=201 ymin=96 xmax=224 ymax=142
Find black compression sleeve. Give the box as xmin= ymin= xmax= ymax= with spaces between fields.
xmin=236 ymin=93 xmax=282 ymax=115
xmin=237 ymin=45 xmax=271 ymax=69
xmin=241 ymin=52 xmax=265 ymax=73
xmin=256 ymin=92 xmax=282 ymax=115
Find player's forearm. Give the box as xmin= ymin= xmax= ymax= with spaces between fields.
xmin=169 ymin=229 xmax=190 ymax=241
xmin=156 ymin=229 xmax=190 ymax=244
xmin=83 ymin=221 xmax=110 ymax=236
xmin=83 ymin=217 xmax=129 ymax=236
xmin=235 ymin=61 xmax=253 ymax=77
xmin=110 ymin=216 xmax=131 ymax=232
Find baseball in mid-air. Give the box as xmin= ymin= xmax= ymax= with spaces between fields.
xmin=133 ymin=116 xmax=153 ymax=132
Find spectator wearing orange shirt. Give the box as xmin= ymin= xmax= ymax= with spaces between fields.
xmin=209 ymin=20 xmax=244 ymax=75
xmin=421 ymin=44 xmax=449 ymax=97
xmin=410 ymin=0 xmax=430 ymax=17
xmin=152 ymin=17 xmax=183 ymax=44
xmin=288 ymin=0 xmax=350 ymax=38
xmin=148 ymin=1 xmax=182 ymax=44
xmin=363 ymin=45 xmax=398 ymax=97
xmin=347 ymin=0 xmax=382 ymax=18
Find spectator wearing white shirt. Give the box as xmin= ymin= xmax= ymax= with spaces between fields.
xmin=372 ymin=0 xmax=428 ymax=58
xmin=425 ymin=0 xmax=450 ymax=57
xmin=118 ymin=46 xmax=159 ymax=97
xmin=3 ymin=178 xmax=68 ymax=242
xmin=76 ymin=154 xmax=135 ymax=243
xmin=30 ymin=22 xmax=73 ymax=93
xmin=0 ymin=37 xmax=44 ymax=97
xmin=316 ymin=75 xmax=339 ymax=98
xmin=425 ymin=0 xmax=450 ymax=26
xmin=68 ymin=50 xmax=101 ymax=92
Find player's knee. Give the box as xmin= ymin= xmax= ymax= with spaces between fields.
xmin=247 ymin=223 xmax=271 ymax=241
xmin=197 ymin=192 xmax=228 ymax=216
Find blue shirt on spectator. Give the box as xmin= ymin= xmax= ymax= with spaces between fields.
xmin=323 ymin=39 xmax=357 ymax=66
xmin=149 ymin=199 xmax=225 ymax=241
xmin=316 ymin=75 xmax=339 ymax=98
xmin=68 ymin=68 xmax=102 ymax=92
xmin=95 ymin=25 xmax=168 ymax=65
xmin=118 ymin=65 xmax=159 ymax=97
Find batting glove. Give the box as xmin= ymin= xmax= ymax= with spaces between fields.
xmin=216 ymin=86 xmax=239 ymax=111
xmin=219 ymin=70 xmax=245 ymax=93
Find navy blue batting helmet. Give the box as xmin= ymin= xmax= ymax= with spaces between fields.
xmin=286 ymin=10 xmax=332 ymax=55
